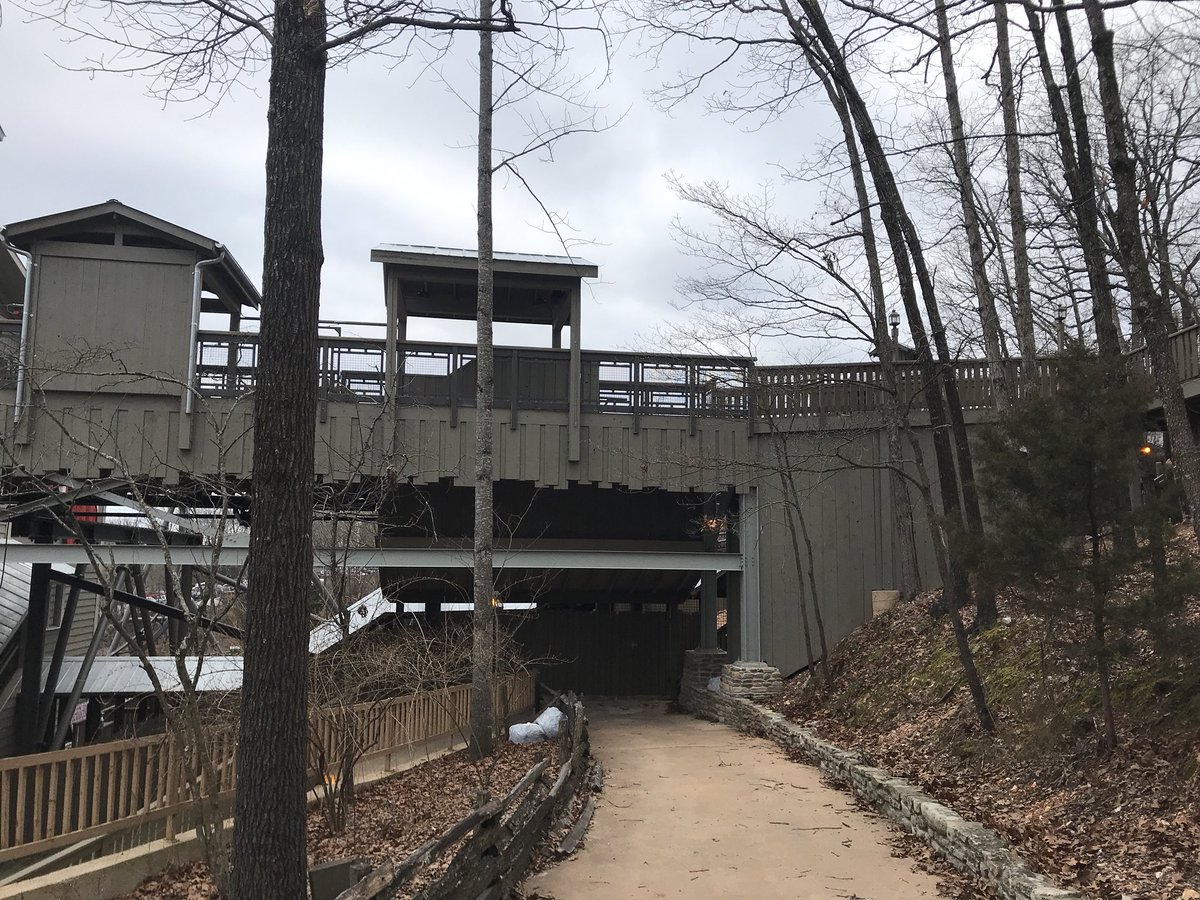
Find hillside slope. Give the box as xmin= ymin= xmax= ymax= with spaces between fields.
xmin=772 ymin=534 xmax=1200 ymax=899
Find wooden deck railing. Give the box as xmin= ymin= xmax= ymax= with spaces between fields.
xmin=194 ymin=332 xmax=755 ymax=419
xmin=0 ymin=673 xmax=535 ymax=866
xmin=187 ymin=323 xmax=1200 ymax=421
xmin=1128 ymin=322 xmax=1200 ymax=383
xmin=754 ymin=359 xmax=1060 ymax=418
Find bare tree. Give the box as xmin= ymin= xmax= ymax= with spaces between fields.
xmin=1081 ymin=0 xmax=1200 ymax=544
xmin=471 ymin=0 xmax=499 ymax=759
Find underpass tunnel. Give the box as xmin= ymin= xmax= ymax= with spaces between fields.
xmin=377 ymin=480 xmax=739 ymax=696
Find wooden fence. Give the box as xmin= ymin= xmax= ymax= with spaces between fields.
xmin=341 ymin=692 xmax=591 ymax=900
xmin=0 ymin=674 xmax=535 ymax=866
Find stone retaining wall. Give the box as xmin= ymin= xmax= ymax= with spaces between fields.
xmin=678 ymin=654 xmax=1081 ymax=900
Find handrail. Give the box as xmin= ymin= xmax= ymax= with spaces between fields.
xmin=1127 ymin=322 xmax=1200 ymax=384
xmin=190 ymin=327 xmax=1200 ymax=420
xmin=194 ymin=332 xmax=753 ymax=418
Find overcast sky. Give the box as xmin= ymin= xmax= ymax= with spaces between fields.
xmin=0 ymin=5 xmax=841 ymax=358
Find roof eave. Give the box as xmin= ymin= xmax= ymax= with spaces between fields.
xmin=2 ymin=200 xmax=218 ymax=253
xmin=3 ymin=201 xmax=261 ymax=309
xmin=371 ymin=245 xmax=599 ymax=280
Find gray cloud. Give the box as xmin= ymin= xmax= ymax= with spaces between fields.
xmin=2 ymin=8 xmax=836 ymax=356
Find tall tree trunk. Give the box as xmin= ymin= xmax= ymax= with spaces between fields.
xmin=470 ymin=0 xmax=497 ymax=759
xmin=777 ymin=470 xmax=819 ymax=679
xmin=933 ymin=0 xmax=1011 ymax=409
xmin=819 ymin=71 xmax=922 ymax=601
xmin=993 ymin=0 xmax=1038 ymax=380
xmin=1082 ymin=0 xmax=1200 ymax=544
xmin=229 ymin=0 xmax=326 ymax=893
xmin=1028 ymin=0 xmax=1122 ymax=358
xmin=793 ymin=501 xmax=830 ymax=664
xmin=784 ymin=0 xmax=995 ymax=729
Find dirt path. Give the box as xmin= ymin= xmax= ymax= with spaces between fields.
xmin=524 ymin=699 xmax=945 ymax=900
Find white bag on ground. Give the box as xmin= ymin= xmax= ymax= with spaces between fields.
xmin=508 ymin=722 xmax=546 ymax=745
xmin=534 ymin=705 xmax=566 ymax=738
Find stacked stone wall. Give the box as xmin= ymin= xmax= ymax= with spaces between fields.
xmin=677 ymin=662 xmax=1081 ymax=900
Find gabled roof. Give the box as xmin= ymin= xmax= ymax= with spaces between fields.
xmin=2 ymin=200 xmax=260 ymax=311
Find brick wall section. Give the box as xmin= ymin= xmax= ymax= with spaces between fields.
xmin=678 ymin=654 xmax=1081 ymax=900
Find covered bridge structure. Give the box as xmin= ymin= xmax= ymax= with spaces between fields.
xmin=7 ymin=201 xmax=1192 ymax=749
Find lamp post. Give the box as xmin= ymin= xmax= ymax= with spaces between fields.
xmin=888 ymin=309 xmax=901 ymax=361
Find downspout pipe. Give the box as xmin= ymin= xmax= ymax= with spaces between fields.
xmin=184 ymin=248 xmax=226 ymax=416
xmin=3 ymin=239 xmax=34 ymax=426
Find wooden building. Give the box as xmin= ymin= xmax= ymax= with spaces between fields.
xmin=0 ymin=200 xmax=987 ymax=742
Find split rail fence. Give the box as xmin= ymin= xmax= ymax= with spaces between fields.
xmin=0 ymin=673 xmax=535 ymax=866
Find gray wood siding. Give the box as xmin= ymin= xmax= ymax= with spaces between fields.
xmin=30 ymin=245 xmax=196 ymax=396
xmin=753 ymin=424 xmax=943 ymax=677
xmin=4 ymin=393 xmax=751 ymax=494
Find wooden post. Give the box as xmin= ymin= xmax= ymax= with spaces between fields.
xmin=225 ymin=309 xmax=241 ymax=394
xmin=510 ymin=348 xmax=519 ymax=431
xmin=164 ymin=742 xmax=180 ymax=841
xmin=449 ymin=347 xmax=461 ymax=429
xmin=567 ymin=287 xmax=581 ymax=462
xmin=385 ymin=269 xmax=399 ymax=400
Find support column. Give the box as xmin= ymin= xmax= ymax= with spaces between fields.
xmin=385 ymin=269 xmax=406 ymax=460
xmin=737 ymin=487 xmax=761 ymax=663
xmin=721 ymin=488 xmax=782 ymax=700
xmin=700 ymin=496 xmax=719 ymax=650
xmin=567 ymin=286 xmax=581 ymax=462
xmin=384 ymin=268 xmax=399 ymax=398
xmin=700 ymin=573 xmax=719 ymax=650
xmin=725 ymin=571 xmax=742 ymax=663
xmin=16 ymin=552 xmax=52 ymax=753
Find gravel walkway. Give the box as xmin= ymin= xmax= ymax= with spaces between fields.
xmin=524 ymin=699 xmax=944 ymax=900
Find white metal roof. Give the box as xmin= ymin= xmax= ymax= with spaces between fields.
xmin=44 ymin=655 xmax=244 ymax=695
xmin=371 ymin=244 xmax=598 ymax=278
xmin=308 ymin=587 xmax=390 ymax=654
xmin=307 ymin=588 xmax=535 ymax=654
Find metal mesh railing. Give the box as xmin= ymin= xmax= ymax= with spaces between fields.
xmin=587 ymin=354 xmax=750 ymax=416
xmin=193 ymin=332 xmax=753 ymax=417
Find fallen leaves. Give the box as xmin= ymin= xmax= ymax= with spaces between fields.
xmin=770 ymin=535 xmax=1200 ymax=900
xmin=120 ymin=742 xmax=557 ymax=900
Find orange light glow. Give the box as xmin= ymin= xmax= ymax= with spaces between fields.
xmin=1140 ymin=446 xmax=1154 ymax=456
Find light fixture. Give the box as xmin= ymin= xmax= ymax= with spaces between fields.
xmin=888 ymin=310 xmax=900 ymax=329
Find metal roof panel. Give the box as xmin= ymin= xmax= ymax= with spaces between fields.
xmin=45 ymin=655 xmax=244 ymax=695
xmin=371 ymin=243 xmax=598 ymax=278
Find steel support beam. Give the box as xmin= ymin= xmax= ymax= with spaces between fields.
xmin=0 ymin=545 xmax=743 ymax=571
xmin=48 ymin=570 xmax=244 ymax=639
xmin=35 ymin=565 xmax=85 ymax=740
xmin=15 ymin=560 xmax=51 ymax=753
